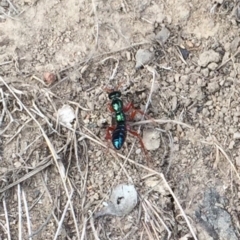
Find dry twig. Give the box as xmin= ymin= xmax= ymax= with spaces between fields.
xmin=3 ymin=196 xmax=11 ymax=240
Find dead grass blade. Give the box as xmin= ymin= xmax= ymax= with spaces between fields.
xmin=130 ymin=119 xmax=193 ymax=129
xmin=29 ymin=210 xmax=53 ymax=238
xmin=17 ymin=184 xmax=22 ymax=239
xmin=144 ymin=198 xmax=172 ymax=239
xmin=0 ymin=88 xmax=6 ymax=127
xmin=0 ymin=159 xmax=52 ymax=193
xmin=22 ymin=189 xmax=32 ymax=240
xmin=160 ymin=173 xmax=198 ymax=240
xmin=0 ymin=76 xmax=80 ymax=238
xmin=5 ymin=118 xmax=32 ymax=144
xmin=90 ymin=213 xmax=101 ymax=240
xmin=3 ymin=196 xmax=11 ymax=240
xmin=53 ymin=188 xmax=74 ymax=240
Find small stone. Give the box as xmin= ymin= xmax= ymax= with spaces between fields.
xmin=126 ymin=51 xmax=131 ymax=61
xmin=172 ymin=96 xmax=177 ymax=111
xmin=64 ymin=38 xmax=70 ymax=43
xmin=229 ymin=140 xmax=235 ymax=149
xmin=208 ymin=62 xmax=218 ymax=71
xmin=230 ymin=37 xmax=240 ymax=53
xmin=43 ymin=72 xmax=57 ymax=84
xmin=185 ymin=40 xmax=193 ymax=48
xmin=236 ymin=156 xmax=240 ymax=167
xmin=197 ymin=78 xmax=203 ymax=86
xmin=207 ymin=82 xmax=219 ymax=93
xmin=205 ymin=100 xmax=213 ymax=106
xmin=174 ymin=74 xmax=181 ymax=82
xmin=39 ymin=56 xmax=46 ymax=63
xmin=14 ymin=162 xmax=22 ymax=168
xmin=135 ymin=148 xmax=141 ymax=154
xmin=96 ymin=150 xmax=102 ymax=157
xmin=224 ymin=42 xmax=231 ymax=51
xmin=189 ymin=90 xmax=199 ymax=99
xmin=233 ymin=116 xmax=238 ymax=123
xmin=155 ymin=27 xmax=170 ymax=45
xmin=202 ymin=108 xmax=210 ymax=116
xmin=135 ymin=49 xmax=154 ymax=69
xmin=221 ymin=107 xmax=228 ymax=114
xmin=233 ymin=132 xmax=240 ymax=139
xmin=94 ymin=184 xmax=138 ymax=218
xmin=201 ymin=68 xmax=209 ymax=77
xmin=143 ymin=129 xmax=160 ymax=150
xmin=198 ymin=50 xmax=221 ymax=67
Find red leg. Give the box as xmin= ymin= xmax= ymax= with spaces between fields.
xmin=128 ymin=129 xmax=150 ymax=163
xmin=128 ymin=109 xmax=147 ymax=121
xmin=107 ymin=103 xmax=114 ymax=112
xmin=123 ymin=102 xmax=134 ymax=112
xmin=123 ymin=102 xmax=150 ymax=121
xmin=105 ymin=126 xmax=116 ymax=155
xmin=106 ymin=126 xmax=115 ymax=140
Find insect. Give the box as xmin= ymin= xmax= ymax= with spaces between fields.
xmin=106 ymin=90 xmax=127 ymax=150
xmin=105 ymin=89 xmax=148 ymax=158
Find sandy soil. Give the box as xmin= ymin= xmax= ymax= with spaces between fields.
xmin=1 ymin=0 xmax=240 ymax=239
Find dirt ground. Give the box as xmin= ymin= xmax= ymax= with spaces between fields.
xmin=1 ymin=0 xmax=240 ymax=239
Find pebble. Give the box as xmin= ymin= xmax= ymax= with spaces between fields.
xmin=208 ymin=62 xmax=218 ymax=71
xmin=155 ymin=27 xmax=170 ymax=45
xmin=233 ymin=132 xmax=240 ymax=140
xmin=230 ymin=37 xmax=240 ymax=53
xmin=207 ymin=82 xmax=220 ymax=93
xmin=171 ymin=96 xmax=177 ymax=111
xmin=221 ymin=107 xmax=228 ymax=114
xmin=142 ymin=129 xmax=160 ymax=150
xmin=201 ymin=68 xmax=209 ymax=77
xmin=202 ymin=108 xmax=210 ymax=117
xmin=135 ymin=49 xmax=154 ymax=69
xmin=229 ymin=140 xmax=235 ymax=149
xmin=198 ymin=50 xmax=221 ymax=67
xmin=234 ymin=112 xmax=240 ymax=117
xmin=233 ymin=116 xmax=238 ymax=123
xmin=135 ymin=148 xmax=141 ymax=154
xmin=126 ymin=51 xmax=131 ymax=61
xmin=236 ymin=156 xmax=240 ymax=167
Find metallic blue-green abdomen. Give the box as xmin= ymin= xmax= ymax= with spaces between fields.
xmin=112 ymin=122 xmax=126 ymax=150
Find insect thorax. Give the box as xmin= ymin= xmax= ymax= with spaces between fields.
xmin=115 ymin=112 xmax=126 ymax=122
xmin=111 ymin=98 xmax=123 ymax=112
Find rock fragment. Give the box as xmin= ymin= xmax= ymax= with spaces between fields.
xmin=207 ymin=81 xmax=220 ymax=93
xmin=135 ymin=49 xmax=154 ymax=69
xmin=233 ymin=132 xmax=240 ymax=140
xmin=143 ymin=129 xmax=160 ymax=150
xmin=198 ymin=50 xmax=221 ymax=67
xmin=94 ymin=184 xmax=138 ymax=218
xmin=55 ymin=105 xmax=75 ymax=128
xmin=155 ymin=27 xmax=170 ymax=45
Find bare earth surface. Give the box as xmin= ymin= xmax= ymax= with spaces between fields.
xmin=1 ymin=0 xmax=240 ymax=239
